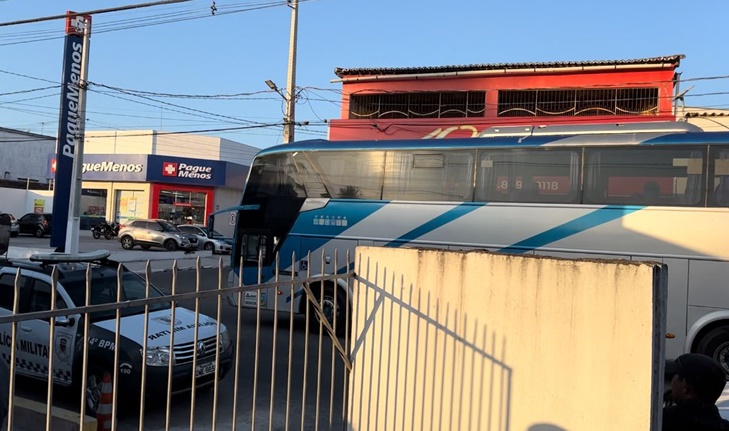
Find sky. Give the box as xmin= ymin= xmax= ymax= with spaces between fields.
xmin=0 ymin=0 xmax=727 ymax=150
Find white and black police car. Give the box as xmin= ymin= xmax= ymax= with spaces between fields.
xmin=0 ymin=250 xmax=234 ymax=416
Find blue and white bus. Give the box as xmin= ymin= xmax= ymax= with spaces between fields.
xmin=224 ymin=122 xmax=729 ymax=369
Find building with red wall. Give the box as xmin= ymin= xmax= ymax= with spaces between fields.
xmin=329 ymin=55 xmax=683 ymax=140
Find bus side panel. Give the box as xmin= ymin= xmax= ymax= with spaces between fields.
xmin=688 ymin=260 xmax=729 ymax=310
xmin=685 ymin=260 xmax=729 ymax=347
xmin=660 ymin=258 xmax=689 ymax=360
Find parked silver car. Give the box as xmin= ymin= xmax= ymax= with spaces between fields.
xmin=176 ymin=224 xmax=232 ymax=254
xmin=118 ymin=219 xmax=198 ymax=251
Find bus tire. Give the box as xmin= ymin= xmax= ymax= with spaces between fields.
xmin=309 ymin=284 xmax=349 ymax=337
xmin=696 ymin=326 xmax=729 ymax=376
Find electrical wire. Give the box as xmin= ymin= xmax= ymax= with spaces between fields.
xmin=0 ymin=0 xmax=319 ymax=47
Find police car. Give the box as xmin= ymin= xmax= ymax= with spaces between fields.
xmin=0 ymin=250 xmax=234 ymax=416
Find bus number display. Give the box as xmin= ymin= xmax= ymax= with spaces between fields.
xmin=496 ymin=176 xmax=569 ymax=195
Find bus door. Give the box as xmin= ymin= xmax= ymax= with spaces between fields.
xmin=239 ymin=230 xmax=276 ymax=309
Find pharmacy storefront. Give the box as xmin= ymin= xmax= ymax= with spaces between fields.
xmin=80 ymin=154 xmax=243 ymax=227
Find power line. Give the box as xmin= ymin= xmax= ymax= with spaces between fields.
xmin=0 ymin=0 xmax=193 ymax=27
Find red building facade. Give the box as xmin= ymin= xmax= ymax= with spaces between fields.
xmin=329 ymin=55 xmax=683 ymax=141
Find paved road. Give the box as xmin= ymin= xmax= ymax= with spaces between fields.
xmin=14 ymin=267 xmax=348 ymax=430
xmin=7 ymin=230 xmax=226 ymax=272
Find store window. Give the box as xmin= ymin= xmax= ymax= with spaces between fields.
xmin=157 ymin=190 xmax=208 ymax=225
xmin=81 ymin=189 xmax=107 ymax=217
xmin=116 ymin=190 xmax=147 ymax=223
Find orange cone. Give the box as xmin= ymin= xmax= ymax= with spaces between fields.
xmin=96 ymin=372 xmax=113 ymax=431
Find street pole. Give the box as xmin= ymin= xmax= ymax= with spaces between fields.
xmin=283 ymin=0 xmax=298 ymax=143
xmin=65 ymin=16 xmax=91 ymax=254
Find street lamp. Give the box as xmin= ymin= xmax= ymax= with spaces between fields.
xmin=266 ymin=79 xmax=295 ymax=143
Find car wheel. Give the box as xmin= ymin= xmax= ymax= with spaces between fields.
xmin=120 ymin=236 xmax=134 ymax=250
xmin=164 ymin=239 xmax=177 ymax=251
xmin=34 ymin=228 xmax=44 ymax=238
xmin=697 ymin=326 xmax=729 ymax=377
xmin=204 ymin=242 xmax=215 ymax=252
xmin=141 ymin=245 xmax=151 ymax=250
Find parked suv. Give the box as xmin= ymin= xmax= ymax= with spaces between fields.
xmin=118 ymin=219 xmax=198 ymax=251
xmin=17 ymin=213 xmax=52 ymax=238
xmin=176 ymin=224 xmax=232 ymax=254
xmin=0 ymin=252 xmax=233 ymax=417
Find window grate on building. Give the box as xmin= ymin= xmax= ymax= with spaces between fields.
xmin=497 ymin=88 xmax=659 ymax=118
xmin=349 ymin=91 xmax=486 ymax=120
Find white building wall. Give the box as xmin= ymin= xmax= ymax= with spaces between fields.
xmin=0 ymin=129 xmax=55 ymax=182
xmin=211 ymin=187 xmax=241 ymax=237
xmin=84 ymin=130 xmax=259 ymax=166
xmin=83 ymin=130 xmax=154 ymax=155
xmin=0 ymin=188 xmax=54 ymax=217
xmin=683 ymin=107 xmax=729 ymax=132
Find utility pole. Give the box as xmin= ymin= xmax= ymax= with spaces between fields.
xmin=283 ymin=0 xmax=298 ymax=143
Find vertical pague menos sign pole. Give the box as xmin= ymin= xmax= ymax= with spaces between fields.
xmin=50 ymin=12 xmax=91 ymax=252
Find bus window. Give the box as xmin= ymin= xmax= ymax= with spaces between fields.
xmin=709 ymin=147 xmax=729 ymax=207
xmin=308 ymin=151 xmax=386 ymax=199
xmin=244 ymin=155 xmax=305 ymax=201
xmin=383 ymin=151 xmax=475 ymax=202
xmin=475 ymin=148 xmax=579 ymax=203
xmin=584 ymin=147 xmax=705 ymax=206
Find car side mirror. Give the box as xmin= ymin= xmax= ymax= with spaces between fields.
xmin=55 ymin=316 xmax=74 ymax=327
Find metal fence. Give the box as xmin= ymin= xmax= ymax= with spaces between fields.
xmin=0 ymin=255 xmax=354 ymax=431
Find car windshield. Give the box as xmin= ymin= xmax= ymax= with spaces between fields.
xmin=159 ymin=221 xmax=179 ymax=232
xmin=63 ymin=271 xmax=169 ymax=321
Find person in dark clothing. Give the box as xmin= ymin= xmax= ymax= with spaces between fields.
xmin=663 ymin=353 xmax=729 ymax=430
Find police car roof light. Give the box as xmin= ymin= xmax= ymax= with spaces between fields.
xmin=29 ymin=249 xmax=112 ymax=264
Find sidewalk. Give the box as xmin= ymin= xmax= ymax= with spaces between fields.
xmin=5 ymin=246 xmax=230 ymax=273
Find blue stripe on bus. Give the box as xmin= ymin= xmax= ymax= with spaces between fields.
xmin=498 ymin=206 xmax=641 ymax=254
xmin=384 ymin=203 xmax=484 ymax=248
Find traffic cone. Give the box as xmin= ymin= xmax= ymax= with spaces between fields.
xmin=96 ymin=372 xmax=113 ymax=431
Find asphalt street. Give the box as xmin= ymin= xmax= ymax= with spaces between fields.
xmin=8 ymin=233 xmax=348 ymax=430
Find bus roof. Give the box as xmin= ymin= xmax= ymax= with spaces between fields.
xmin=256 ymin=130 xmax=729 ymax=157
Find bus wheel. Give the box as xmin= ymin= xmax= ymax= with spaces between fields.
xmin=310 ymin=284 xmax=349 ymax=337
xmin=696 ymin=326 xmax=729 ymax=376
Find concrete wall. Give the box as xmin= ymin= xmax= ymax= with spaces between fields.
xmin=0 ymin=188 xmax=54 ymax=217
xmin=350 ymin=247 xmax=666 ymax=431
xmin=0 ymin=129 xmax=55 ymax=182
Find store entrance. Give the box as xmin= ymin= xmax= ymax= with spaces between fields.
xmin=156 ymin=188 xmax=211 ymax=225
